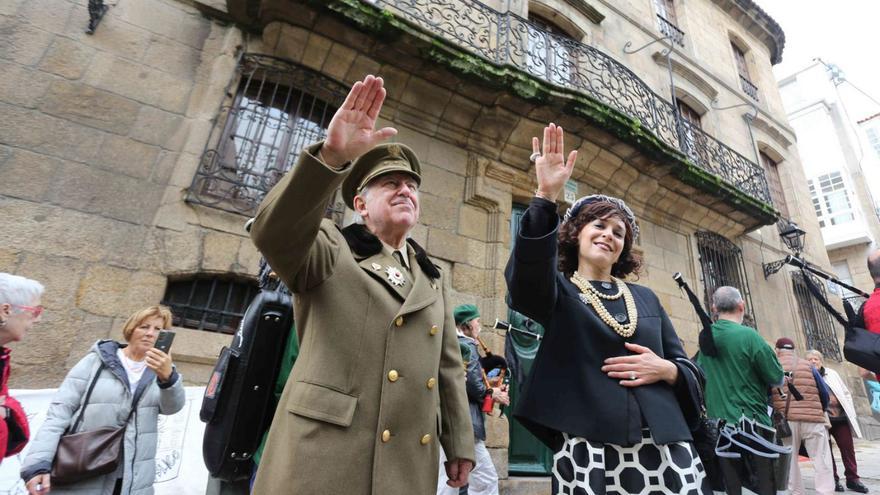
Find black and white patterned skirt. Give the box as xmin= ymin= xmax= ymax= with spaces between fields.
xmin=552 ymin=430 xmax=710 ymax=495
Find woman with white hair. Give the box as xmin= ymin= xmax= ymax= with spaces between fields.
xmin=0 ymin=272 xmax=45 ymax=462
xmin=806 ymin=350 xmax=869 ymax=493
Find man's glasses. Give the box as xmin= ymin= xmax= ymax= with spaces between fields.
xmin=12 ymin=304 xmax=44 ymax=318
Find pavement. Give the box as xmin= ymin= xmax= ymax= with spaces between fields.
xmin=798 ymin=439 xmax=880 ymax=494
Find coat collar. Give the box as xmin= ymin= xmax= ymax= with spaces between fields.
xmin=340 ymin=224 xmax=440 ymax=279
xmin=343 ymin=224 xmax=441 ymax=311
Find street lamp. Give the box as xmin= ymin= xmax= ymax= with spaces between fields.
xmin=762 ymin=219 xmax=807 ymax=279
xmin=778 ymin=220 xmax=806 ymax=255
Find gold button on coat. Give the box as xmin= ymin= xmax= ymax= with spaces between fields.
xmin=429 ymin=325 xmax=439 ymax=335
xmin=426 ymin=378 xmax=436 ymax=389
xmin=395 ymin=316 xmax=404 ymax=327
xmin=382 ymin=430 xmax=391 ymax=443
xmin=388 ymin=370 xmax=399 ymax=382
xmin=420 ymin=434 xmax=431 ymax=445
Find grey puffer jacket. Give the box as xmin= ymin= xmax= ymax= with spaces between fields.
xmin=20 ymin=340 xmax=185 ymax=495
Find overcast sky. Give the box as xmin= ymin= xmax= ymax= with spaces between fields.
xmin=758 ymin=0 xmax=880 ymax=121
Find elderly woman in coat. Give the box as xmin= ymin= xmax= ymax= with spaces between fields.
xmin=0 ymin=273 xmax=44 ymax=462
xmin=21 ymin=305 xmax=185 ymax=495
xmin=806 ymin=350 xmax=869 ymax=493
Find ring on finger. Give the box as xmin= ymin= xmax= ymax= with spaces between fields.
xmin=629 ymin=372 xmax=637 ymax=381
xmin=529 ymin=152 xmax=541 ymax=163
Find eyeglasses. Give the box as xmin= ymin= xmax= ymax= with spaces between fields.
xmin=12 ymin=304 xmax=44 ymax=318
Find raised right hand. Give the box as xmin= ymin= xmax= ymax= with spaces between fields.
xmin=26 ymin=474 xmax=51 ymax=494
xmin=321 ymin=74 xmax=398 ymax=167
xmin=532 ymin=123 xmax=577 ymax=202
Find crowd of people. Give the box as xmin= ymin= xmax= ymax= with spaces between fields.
xmin=0 ymin=74 xmax=878 ymax=495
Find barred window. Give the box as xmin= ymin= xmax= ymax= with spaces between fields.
xmin=695 ymin=231 xmax=757 ymax=328
xmin=791 ymin=271 xmax=842 ymax=361
xmin=161 ymin=274 xmax=258 ymax=334
xmin=188 ymin=54 xmax=349 ymax=216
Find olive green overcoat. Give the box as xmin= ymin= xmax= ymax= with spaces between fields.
xmin=250 ymin=143 xmax=475 ymax=494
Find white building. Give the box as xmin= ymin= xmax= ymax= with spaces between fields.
xmin=779 ymin=62 xmax=880 ymax=300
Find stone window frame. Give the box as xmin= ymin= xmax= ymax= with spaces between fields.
xmin=695 ymin=231 xmax=758 ymax=329
xmin=161 ymin=273 xmax=259 ymax=335
xmin=728 ymin=33 xmax=759 ymax=101
xmin=525 ymin=7 xmax=586 ymax=87
xmin=790 ymin=271 xmax=843 ymax=362
xmin=187 ymin=54 xmax=350 ymax=218
xmin=757 ymin=146 xmax=788 ymax=218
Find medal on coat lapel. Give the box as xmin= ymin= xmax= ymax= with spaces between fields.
xmin=385 ymin=266 xmax=406 ymax=286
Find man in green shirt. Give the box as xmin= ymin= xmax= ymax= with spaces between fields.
xmin=696 ymin=286 xmax=784 ymax=426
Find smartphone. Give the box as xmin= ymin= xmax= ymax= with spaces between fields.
xmin=154 ymin=330 xmax=176 ymax=354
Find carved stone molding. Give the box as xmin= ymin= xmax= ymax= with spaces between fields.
xmin=652 ymin=52 xmax=719 ymax=102
xmin=751 ymin=114 xmax=793 ymax=149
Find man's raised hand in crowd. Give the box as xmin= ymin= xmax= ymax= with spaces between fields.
xmin=319 ymin=75 xmax=398 ymax=168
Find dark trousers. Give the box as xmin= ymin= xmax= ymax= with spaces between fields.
xmin=828 ymin=420 xmax=860 ymax=482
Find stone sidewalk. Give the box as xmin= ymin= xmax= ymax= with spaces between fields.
xmin=799 ymin=439 xmax=880 ymax=494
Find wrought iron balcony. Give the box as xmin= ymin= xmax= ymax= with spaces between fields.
xmin=739 ymin=75 xmax=760 ymax=102
xmin=366 ymin=0 xmax=773 ymax=208
xmin=657 ymin=14 xmax=685 ymax=47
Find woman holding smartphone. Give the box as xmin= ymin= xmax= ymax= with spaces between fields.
xmin=22 ymin=305 xmax=185 ymax=495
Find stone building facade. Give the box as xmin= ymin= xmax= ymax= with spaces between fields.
xmin=1 ymin=0 xmax=875 ymax=489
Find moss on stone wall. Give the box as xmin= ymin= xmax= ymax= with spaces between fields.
xmin=310 ymin=0 xmax=777 ymax=223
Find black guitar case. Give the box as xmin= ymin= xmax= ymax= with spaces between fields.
xmin=200 ymin=260 xmax=293 ymax=481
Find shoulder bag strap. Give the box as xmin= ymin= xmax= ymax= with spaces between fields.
xmin=783 ymin=378 xmax=794 ymax=419
xmin=69 ymin=361 xmax=104 ymax=433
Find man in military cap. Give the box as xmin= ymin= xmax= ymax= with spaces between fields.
xmin=250 ymin=75 xmax=475 ymax=494
xmin=437 ymin=305 xmax=509 ymax=495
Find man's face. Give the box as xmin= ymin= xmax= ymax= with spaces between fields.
xmin=355 ymin=172 xmax=420 ymax=234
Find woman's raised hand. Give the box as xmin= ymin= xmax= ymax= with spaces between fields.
xmin=533 ymin=123 xmax=577 ymax=202
xmin=320 ymin=75 xmax=398 ymax=168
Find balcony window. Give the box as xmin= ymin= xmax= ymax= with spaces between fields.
xmin=731 ymin=42 xmax=759 ymax=101
xmin=760 ymin=152 xmax=788 ymax=217
xmin=696 ymin=231 xmax=757 ymax=328
xmin=188 ymin=54 xmax=348 ymax=216
xmin=161 ymin=274 xmax=259 ymax=334
xmin=526 ymin=13 xmax=578 ymax=87
xmin=676 ymin=99 xmax=709 ymax=165
xmin=808 ymin=171 xmax=855 ymax=228
xmin=653 ymin=0 xmax=684 ymax=46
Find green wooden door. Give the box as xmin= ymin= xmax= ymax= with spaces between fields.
xmin=507 ymin=204 xmax=553 ymax=475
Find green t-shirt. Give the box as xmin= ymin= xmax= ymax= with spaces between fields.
xmin=696 ymin=319 xmax=784 ymax=426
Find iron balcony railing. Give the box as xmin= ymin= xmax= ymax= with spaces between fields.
xmin=366 ymin=0 xmax=773 ymax=207
xmin=740 ymin=74 xmax=760 ymax=102
xmin=657 ymin=14 xmax=685 ymax=47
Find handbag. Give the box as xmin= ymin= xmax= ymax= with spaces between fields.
xmin=674 ymin=358 xmax=724 ymax=490
xmin=771 ymin=382 xmax=793 ymax=440
xmin=51 ymin=363 xmax=141 ymax=485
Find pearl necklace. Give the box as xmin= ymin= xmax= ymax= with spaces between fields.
xmin=570 ymin=271 xmax=623 ymax=300
xmin=569 ymin=273 xmax=638 ymax=338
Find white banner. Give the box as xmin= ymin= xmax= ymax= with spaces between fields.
xmin=0 ymin=387 xmax=209 ymax=495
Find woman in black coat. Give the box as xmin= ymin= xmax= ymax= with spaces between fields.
xmin=505 ymin=124 xmax=708 ymax=494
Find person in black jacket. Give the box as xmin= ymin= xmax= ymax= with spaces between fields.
xmin=505 ymin=123 xmax=708 ymax=494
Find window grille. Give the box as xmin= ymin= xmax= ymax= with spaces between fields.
xmin=791 ymin=271 xmax=842 ymax=361
xmin=188 ymin=54 xmax=349 ymax=216
xmin=161 ymin=275 xmax=258 ymax=334
xmin=695 ymin=231 xmax=757 ymax=328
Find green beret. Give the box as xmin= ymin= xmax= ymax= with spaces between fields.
xmin=453 ymin=304 xmax=480 ymax=326
xmin=342 ymin=143 xmax=422 ymax=209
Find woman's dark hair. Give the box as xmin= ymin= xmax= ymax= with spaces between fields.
xmin=558 ymin=201 xmax=643 ymax=278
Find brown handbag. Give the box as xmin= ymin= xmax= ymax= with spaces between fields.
xmin=51 ymin=363 xmax=141 ymax=485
